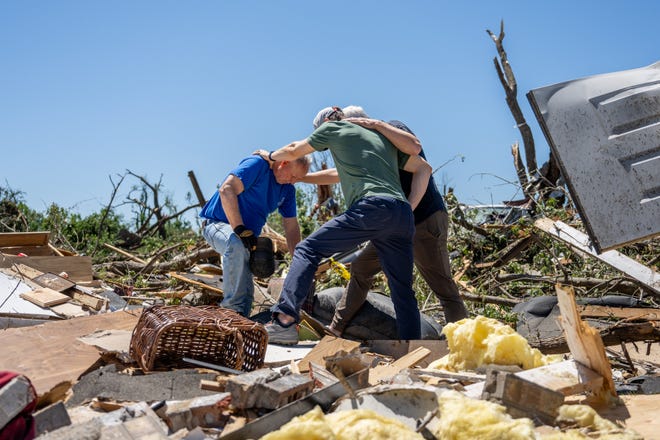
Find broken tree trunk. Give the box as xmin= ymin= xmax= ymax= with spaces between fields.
xmin=531 ymin=320 xmax=660 ymax=355
xmin=495 ymin=273 xmax=643 ymax=295
xmin=95 ymin=246 xmax=218 ymax=275
xmin=487 ymin=20 xmax=537 ymax=176
xmin=511 ymin=141 xmax=530 ymax=197
xmin=487 ymin=20 xmax=563 ymax=202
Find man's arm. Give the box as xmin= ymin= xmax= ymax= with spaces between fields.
xmin=281 ymin=217 xmax=302 ymax=255
xmin=402 ymin=155 xmax=432 ymax=210
xmin=343 ymin=118 xmax=421 ymax=155
xmin=267 ymin=140 xmax=315 ymax=163
xmin=298 ymin=168 xmax=340 ymax=185
xmin=218 ymin=174 xmax=245 ymax=228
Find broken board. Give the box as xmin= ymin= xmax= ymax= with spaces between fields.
xmin=32 ymin=272 xmax=76 ymax=292
xmin=365 ymin=339 xmax=448 ymax=368
xmin=0 ymin=231 xmax=50 ymax=248
xmin=0 ymin=255 xmax=93 ymax=283
xmin=20 ymin=287 xmax=70 ymax=308
xmin=535 ymin=218 xmax=660 ymax=295
xmin=296 ymin=336 xmax=361 ymax=373
xmin=556 ymin=283 xmax=617 ymax=400
xmin=0 ymin=310 xmax=141 ymax=397
xmin=168 ymin=272 xmax=224 ymax=296
xmin=368 ymin=347 xmax=431 ymax=385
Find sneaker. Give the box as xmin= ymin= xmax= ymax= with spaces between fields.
xmin=265 ymin=319 xmax=299 ymax=345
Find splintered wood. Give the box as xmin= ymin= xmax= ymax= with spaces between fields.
xmin=555 ymin=283 xmax=617 ymax=401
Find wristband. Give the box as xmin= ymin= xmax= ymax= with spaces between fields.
xmin=268 ymin=151 xmax=275 ymax=162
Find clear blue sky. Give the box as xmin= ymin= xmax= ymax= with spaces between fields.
xmin=2 ymin=1 xmax=658 ymax=223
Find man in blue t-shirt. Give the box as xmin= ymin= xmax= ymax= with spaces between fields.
xmin=199 ymin=155 xmax=310 ymax=316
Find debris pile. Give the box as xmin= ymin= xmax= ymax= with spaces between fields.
xmin=0 ymin=208 xmax=657 ymax=439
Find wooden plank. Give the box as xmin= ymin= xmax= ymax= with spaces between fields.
xmin=200 ymin=379 xmax=226 ymax=392
xmin=0 ymin=255 xmax=93 ymax=283
xmin=296 ymin=336 xmax=361 ymax=373
xmin=368 ymin=346 xmax=431 ymax=385
xmin=534 ymin=218 xmax=660 ymax=295
xmin=47 ymin=243 xmax=65 ymax=256
xmin=0 ymin=310 xmax=141 ymax=397
xmin=168 ymin=272 xmax=224 ymax=296
xmin=0 ymin=245 xmax=53 ymax=256
xmin=0 ymin=232 xmax=49 ymax=247
xmin=365 ymin=340 xmax=449 ymax=369
xmin=32 ymin=272 xmax=76 ymax=292
xmin=50 ymin=302 xmax=88 ymax=318
xmin=103 ymin=243 xmax=147 ymax=265
xmin=7 ymin=263 xmax=45 ymax=280
xmin=20 ymin=287 xmax=71 ymax=308
xmin=578 ymin=304 xmax=660 ymax=320
xmin=556 ymin=283 xmax=617 ymax=401
xmin=69 ymin=286 xmax=107 ymax=310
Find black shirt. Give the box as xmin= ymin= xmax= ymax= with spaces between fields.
xmin=388 ymin=120 xmax=446 ymax=224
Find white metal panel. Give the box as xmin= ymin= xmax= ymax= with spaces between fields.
xmin=0 ymin=271 xmax=59 ymax=316
xmin=528 ymin=62 xmax=660 ymax=252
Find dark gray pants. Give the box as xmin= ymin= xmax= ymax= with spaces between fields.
xmin=331 ymin=210 xmax=468 ymax=333
xmin=272 ymin=196 xmax=421 ymax=339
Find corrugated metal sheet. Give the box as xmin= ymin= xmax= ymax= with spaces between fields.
xmin=528 ymin=62 xmax=660 ymax=253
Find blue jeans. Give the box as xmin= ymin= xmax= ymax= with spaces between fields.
xmin=202 ymin=221 xmax=254 ymax=317
xmin=272 ymin=196 xmax=420 ymax=339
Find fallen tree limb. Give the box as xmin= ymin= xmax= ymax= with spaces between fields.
xmin=532 ymin=320 xmax=660 ymax=354
xmin=475 ymin=234 xmax=535 ymax=269
xmin=94 ymin=246 xmax=218 ymax=275
xmin=423 ymin=288 xmax=520 ymax=312
xmin=495 ymin=273 xmax=643 ymax=295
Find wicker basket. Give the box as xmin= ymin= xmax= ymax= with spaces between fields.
xmin=129 ymin=305 xmax=268 ymax=372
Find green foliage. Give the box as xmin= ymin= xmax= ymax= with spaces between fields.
xmin=474 ymin=304 xmax=518 ymax=326
xmin=0 ymin=185 xmax=44 ymax=232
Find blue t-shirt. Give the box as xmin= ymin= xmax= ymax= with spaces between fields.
xmin=199 ymin=156 xmax=297 ymax=235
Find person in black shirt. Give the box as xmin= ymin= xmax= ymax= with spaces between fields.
xmin=313 ymin=105 xmax=469 ymax=336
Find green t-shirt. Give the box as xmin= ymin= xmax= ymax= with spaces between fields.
xmin=307 ymin=121 xmax=410 ymax=208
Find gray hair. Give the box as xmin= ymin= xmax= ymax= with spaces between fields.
xmin=294 ymin=154 xmax=311 ymax=172
xmin=342 ymin=105 xmax=369 ymax=118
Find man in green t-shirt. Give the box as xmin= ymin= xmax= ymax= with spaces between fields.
xmin=262 ymin=107 xmax=432 ymax=344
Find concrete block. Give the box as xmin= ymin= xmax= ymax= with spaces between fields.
xmin=34 ymin=401 xmax=71 ymax=436
xmin=482 ymin=369 xmax=564 ymax=424
xmin=256 ymin=374 xmax=315 ymax=409
xmin=225 ymin=368 xmax=314 ymax=410
xmin=158 ymin=393 xmax=232 ymax=432
xmin=225 ymin=368 xmax=281 ymax=409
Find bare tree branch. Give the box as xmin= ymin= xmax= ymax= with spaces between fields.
xmin=487 ymin=20 xmax=538 ymax=176
xmin=92 ymin=173 xmax=126 ymax=257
